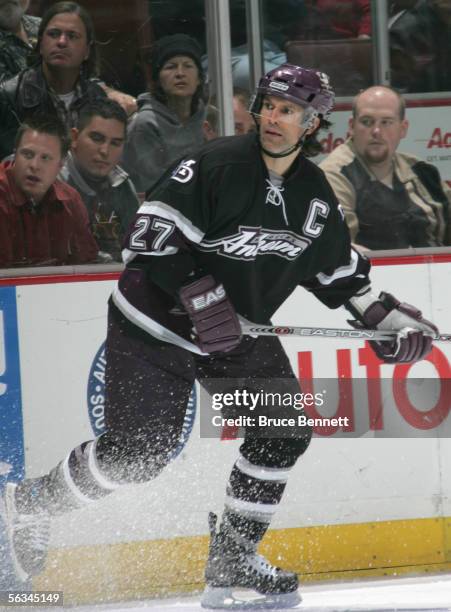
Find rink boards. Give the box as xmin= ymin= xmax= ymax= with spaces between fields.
xmin=0 ymin=256 xmax=450 ymax=604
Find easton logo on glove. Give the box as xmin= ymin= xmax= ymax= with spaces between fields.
xmin=190 ymin=285 xmax=226 ymax=311
xmin=179 ymin=275 xmax=242 ymax=354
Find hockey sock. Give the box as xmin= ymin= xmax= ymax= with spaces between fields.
xmin=222 ymin=453 xmax=291 ymax=544
xmin=221 ymin=509 xmax=269 ymax=544
xmin=15 ymin=439 xmax=119 ymax=516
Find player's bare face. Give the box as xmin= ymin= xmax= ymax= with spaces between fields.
xmin=258 ymin=96 xmax=305 ymax=154
xmin=159 ymin=55 xmax=200 ymax=100
xmin=71 ymin=116 xmax=125 ymax=178
xmin=350 ymin=91 xmax=408 ymax=167
xmin=13 ymin=130 xmax=63 ymax=203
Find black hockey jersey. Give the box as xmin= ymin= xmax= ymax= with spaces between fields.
xmin=111 ymin=133 xmax=370 ymax=354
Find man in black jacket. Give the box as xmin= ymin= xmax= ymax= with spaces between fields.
xmin=0 ymin=0 xmax=39 ymax=83
xmin=0 ymin=1 xmax=136 ymax=161
xmin=1 ymin=64 xmax=438 ymax=609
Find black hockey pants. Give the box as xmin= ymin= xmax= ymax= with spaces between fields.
xmin=23 ymin=308 xmax=312 ymax=517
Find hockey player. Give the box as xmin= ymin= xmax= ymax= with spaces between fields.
xmin=2 ymin=64 xmax=438 ymax=609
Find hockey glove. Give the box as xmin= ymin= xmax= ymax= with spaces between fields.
xmin=179 ymin=275 xmax=242 ymax=354
xmin=348 ymin=291 xmax=438 ymax=363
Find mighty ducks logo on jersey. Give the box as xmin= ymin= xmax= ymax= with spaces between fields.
xmin=199 ymin=197 xmax=331 ymax=260
xmin=171 ymin=159 xmax=196 ymax=184
xmin=87 ymin=343 xmax=197 ymax=459
xmin=199 ymin=225 xmax=312 ymax=261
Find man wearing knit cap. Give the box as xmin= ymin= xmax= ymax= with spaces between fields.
xmin=123 ymin=33 xmax=206 ymax=193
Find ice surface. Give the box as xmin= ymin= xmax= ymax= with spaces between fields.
xmin=33 ymin=574 xmax=451 ymax=611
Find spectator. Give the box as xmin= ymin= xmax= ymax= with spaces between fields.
xmin=390 ymin=0 xmax=451 ymax=92
xmin=232 ymin=87 xmax=255 ymax=135
xmin=203 ymin=104 xmax=219 ymax=141
xmin=0 ymin=114 xmax=98 ymax=268
xmin=205 ymin=88 xmax=255 ymax=140
xmin=320 ymin=86 xmax=451 ymax=251
xmin=0 ymin=1 xmax=136 ymax=161
xmin=0 ymin=0 xmax=39 ymax=82
xmin=60 ymin=98 xmax=139 ymax=262
xmin=0 ymin=1 xmax=106 ymax=161
xmin=123 ymin=33 xmax=206 ymax=193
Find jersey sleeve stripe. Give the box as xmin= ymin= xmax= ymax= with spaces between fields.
xmin=315 ymin=248 xmax=360 ymax=286
xmin=121 ymin=245 xmax=179 ymax=264
xmin=139 ymin=200 xmax=205 ymax=244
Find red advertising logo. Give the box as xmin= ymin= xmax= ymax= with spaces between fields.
xmin=298 ymin=344 xmax=450 ymax=436
xmin=427 ymin=128 xmax=451 ymax=149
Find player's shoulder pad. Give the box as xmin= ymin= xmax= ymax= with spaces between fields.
xmin=196 ymin=133 xmax=260 ymax=170
xmin=301 ymin=157 xmax=347 ymax=221
xmin=166 ymin=133 xmax=259 ymax=188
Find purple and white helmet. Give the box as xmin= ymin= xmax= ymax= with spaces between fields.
xmin=250 ymin=63 xmax=335 ymax=128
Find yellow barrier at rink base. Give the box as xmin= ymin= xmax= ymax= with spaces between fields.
xmin=34 ymin=516 xmax=451 ymax=606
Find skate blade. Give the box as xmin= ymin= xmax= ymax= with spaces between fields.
xmin=201 ymin=585 xmax=302 ymax=609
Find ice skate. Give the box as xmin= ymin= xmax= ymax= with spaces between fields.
xmin=2 ymin=482 xmax=50 ymax=581
xmin=201 ymin=513 xmax=301 ymax=609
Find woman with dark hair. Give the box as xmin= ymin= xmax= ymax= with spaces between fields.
xmin=123 ymin=34 xmax=206 ymax=193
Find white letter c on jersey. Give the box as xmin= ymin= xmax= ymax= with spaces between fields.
xmin=303 ymin=199 xmax=330 ymax=238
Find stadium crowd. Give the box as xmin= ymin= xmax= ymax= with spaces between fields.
xmin=0 ymin=0 xmax=449 ymax=269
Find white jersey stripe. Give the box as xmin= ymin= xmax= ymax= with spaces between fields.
xmin=316 ymin=248 xmax=359 ymax=286
xmin=112 ymin=285 xmax=207 ymax=356
xmin=139 ymin=201 xmax=205 ymax=244
xmin=122 ymin=245 xmax=178 ymax=264
xmin=235 ymin=455 xmax=291 ymax=482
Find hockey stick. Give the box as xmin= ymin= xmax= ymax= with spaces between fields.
xmin=240 ymin=322 xmax=451 ymax=343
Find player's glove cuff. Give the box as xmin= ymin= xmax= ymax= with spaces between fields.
xmin=347 ymin=291 xmax=438 ymax=363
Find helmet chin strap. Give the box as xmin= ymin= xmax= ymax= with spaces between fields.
xmin=259 ymin=133 xmax=307 ymax=159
